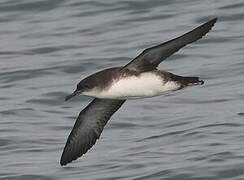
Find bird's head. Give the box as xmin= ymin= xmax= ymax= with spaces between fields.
xmin=65 ymin=77 xmax=97 ymax=101
xmin=65 ymin=67 xmax=120 ymax=101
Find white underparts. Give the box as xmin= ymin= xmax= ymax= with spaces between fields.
xmin=82 ymin=72 xmax=181 ymax=99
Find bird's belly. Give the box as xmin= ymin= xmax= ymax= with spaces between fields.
xmin=85 ymin=73 xmax=180 ymax=99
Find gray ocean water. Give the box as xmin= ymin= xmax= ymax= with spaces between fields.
xmin=0 ymin=0 xmax=244 ymax=179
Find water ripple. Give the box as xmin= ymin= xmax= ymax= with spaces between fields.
xmin=0 ymin=175 xmax=54 ymax=180
xmin=0 ymin=0 xmax=65 ymax=12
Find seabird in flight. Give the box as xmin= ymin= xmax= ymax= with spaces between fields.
xmin=60 ymin=18 xmax=217 ymax=166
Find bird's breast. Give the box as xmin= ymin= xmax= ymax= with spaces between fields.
xmin=83 ymin=72 xmax=180 ymax=99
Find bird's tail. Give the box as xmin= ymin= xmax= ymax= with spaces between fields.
xmin=179 ymin=76 xmax=204 ymax=87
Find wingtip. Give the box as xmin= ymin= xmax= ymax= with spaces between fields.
xmin=210 ymin=17 xmax=218 ymax=25
xmin=211 ymin=17 xmax=218 ymax=22
xmin=60 ymin=154 xmax=67 ymax=166
xmin=208 ymin=17 xmax=218 ymax=34
xmin=195 ymin=17 xmax=218 ymax=39
xmin=60 ymin=161 xmax=68 ymax=166
xmin=60 ymin=148 xmax=75 ymax=166
xmin=60 ymin=155 xmax=71 ymax=166
xmin=60 ymin=161 xmax=66 ymax=166
xmin=206 ymin=17 xmax=218 ymax=27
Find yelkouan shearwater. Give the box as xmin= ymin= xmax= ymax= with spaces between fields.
xmin=60 ymin=18 xmax=217 ymax=166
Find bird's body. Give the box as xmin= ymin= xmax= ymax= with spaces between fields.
xmin=96 ymin=70 xmax=178 ymax=99
xmin=81 ymin=67 xmax=202 ymax=99
xmin=60 ymin=18 xmax=217 ymax=166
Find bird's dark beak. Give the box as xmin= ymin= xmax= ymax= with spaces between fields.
xmin=65 ymin=90 xmax=79 ymax=101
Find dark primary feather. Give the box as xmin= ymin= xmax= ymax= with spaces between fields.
xmin=123 ymin=18 xmax=217 ymax=72
xmin=60 ymin=98 xmax=125 ymax=166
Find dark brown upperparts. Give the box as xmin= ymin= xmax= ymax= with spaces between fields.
xmin=122 ymin=18 xmax=217 ymax=73
xmin=76 ymin=67 xmax=122 ymax=91
xmin=76 ymin=66 xmax=147 ymax=92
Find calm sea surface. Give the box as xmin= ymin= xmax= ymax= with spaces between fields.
xmin=0 ymin=0 xmax=244 ymax=179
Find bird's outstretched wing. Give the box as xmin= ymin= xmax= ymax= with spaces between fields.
xmin=123 ymin=18 xmax=217 ymax=73
xmin=60 ymin=98 xmax=125 ymax=166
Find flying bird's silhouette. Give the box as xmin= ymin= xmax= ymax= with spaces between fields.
xmin=61 ymin=18 xmax=217 ymax=166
